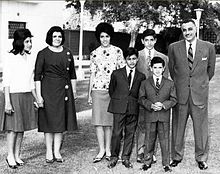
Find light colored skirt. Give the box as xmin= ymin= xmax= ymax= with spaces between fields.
xmin=3 ymin=92 xmax=38 ymax=132
xmin=91 ymin=90 xmax=113 ymax=126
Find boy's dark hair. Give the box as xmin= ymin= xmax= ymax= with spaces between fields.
xmin=142 ymin=29 xmax=156 ymax=40
xmin=150 ymin=56 xmax=165 ymax=67
xmin=123 ymin=47 xmax=138 ymax=59
xmin=95 ymin=22 xmax=114 ymax=43
xmin=181 ymin=18 xmax=196 ymax=27
xmin=10 ymin=29 xmax=33 ymax=55
xmin=46 ymin=26 xmax=65 ymax=46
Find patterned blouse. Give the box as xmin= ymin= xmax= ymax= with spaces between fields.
xmin=90 ymin=45 xmax=125 ymax=91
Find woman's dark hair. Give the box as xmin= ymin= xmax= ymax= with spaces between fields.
xmin=123 ymin=47 xmax=138 ymax=59
xmin=10 ymin=29 xmax=33 ymax=55
xmin=95 ymin=22 xmax=114 ymax=43
xmin=46 ymin=26 xmax=65 ymax=46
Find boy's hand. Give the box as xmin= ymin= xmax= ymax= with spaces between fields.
xmin=152 ymin=102 xmax=164 ymax=111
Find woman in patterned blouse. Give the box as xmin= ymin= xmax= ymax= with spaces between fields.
xmin=88 ymin=22 xmax=125 ymax=163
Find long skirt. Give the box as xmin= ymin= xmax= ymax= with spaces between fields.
xmin=91 ymin=90 xmax=113 ymax=126
xmin=1 ymin=92 xmax=37 ymax=132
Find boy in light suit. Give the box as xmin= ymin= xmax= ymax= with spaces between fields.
xmin=139 ymin=57 xmax=177 ymax=172
xmin=107 ymin=47 xmax=145 ymax=169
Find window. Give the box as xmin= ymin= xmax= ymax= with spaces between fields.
xmin=8 ymin=21 xmax=26 ymax=39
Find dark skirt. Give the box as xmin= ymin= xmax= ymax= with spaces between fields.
xmin=1 ymin=92 xmax=37 ymax=132
xmin=91 ymin=90 xmax=113 ymax=126
xmin=38 ymin=76 xmax=77 ymax=133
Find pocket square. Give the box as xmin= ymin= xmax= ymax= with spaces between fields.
xmin=202 ymin=57 xmax=207 ymax=61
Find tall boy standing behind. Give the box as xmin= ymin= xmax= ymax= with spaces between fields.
xmin=136 ymin=29 xmax=169 ymax=163
xmin=107 ymin=47 xmax=145 ymax=169
xmin=139 ymin=57 xmax=177 ymax=172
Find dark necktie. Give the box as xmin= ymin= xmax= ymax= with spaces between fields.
xmin=188 ymin=43 xmax=193 ymax=70
xmin=128 ymin=69 xmax=133 ymax=87
xmin=156 ymin=78 xmax=160 ymax=93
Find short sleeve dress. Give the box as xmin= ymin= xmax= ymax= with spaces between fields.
xmin=90 ymin=45 xmax=125 ymax=126
xmin=34 ymin=47 xmax=77 ymax=133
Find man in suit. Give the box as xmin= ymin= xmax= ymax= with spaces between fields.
xmin=139 ymin=57 xmax=177 ymax=172
xmin=136 ymin=29 xmax=169 ymax=163
xmin=107 ymin=47 xmax=145 ymax=169
xmin=168 ymin=19 xmax=216 ymax=170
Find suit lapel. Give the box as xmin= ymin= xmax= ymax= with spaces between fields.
xmin=121 ymin=67 xmax=128 ymax=82
xmin=178 ymin=40 xmax=188 ymax=64
xmin=192 ymin=39 xmax=203 ymax=71
xmin=149 ymin=76 xmax=156 ymax=89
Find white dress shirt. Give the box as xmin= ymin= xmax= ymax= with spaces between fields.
xmin=3 ymin=52 xmax=36 ymax=93
xmin=144 ymin=47 xmax=155 ymax=59
xmin=126 ymin=66 xmax=135 ymax=89
xmin=153 ymin=75 xmax=162 ymax=86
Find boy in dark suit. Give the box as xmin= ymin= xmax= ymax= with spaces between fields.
xmin=139 ymin=57 xmax=177 ymax=172
xmin=107 ymin=47 xmax=145 ymax=169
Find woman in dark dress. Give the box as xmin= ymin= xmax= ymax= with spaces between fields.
xmin=34 ymin=26 xmax=77 ymax=163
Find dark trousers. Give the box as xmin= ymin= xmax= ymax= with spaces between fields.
xmin=111 ymin=113 xmax=137 ymax=160
xmin=172 ymin=94 xmax=209 ymax=162
xmin=144 ymin=121 xmax=170 ymax=166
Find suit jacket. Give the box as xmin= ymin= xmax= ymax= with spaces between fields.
xmin=136 ymin=49 xmax=169 ymax=78
xmin=108 ymin=66 xmax=145 ymax=115
xmin=138 ymin=76 xmax=177 ymax=123
xmin=168 ymin=39 xmax=216 ymax=105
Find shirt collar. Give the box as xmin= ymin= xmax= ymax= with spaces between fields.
xmin=153 ymin=75 xmax=162 ymax=84
xmin=186 ymin=39 xmax=197 ymax=48
xmin=126 ymin=66 xmax=135 ymax=74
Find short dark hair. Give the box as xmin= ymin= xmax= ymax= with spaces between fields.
xmin=142 ymin=29 xmax=156 ymax=39
xmin=123 ymin=47 xmax=138 ymax=59
xmin=181 ymin=18 xmax=196 ymax=27
xmin=46 ymin=26 xmax=65 ymax=46
xmin=95 ymin=22 xmax=114 ymax=43
xmin=10 ymin=29 xmax=33 ymax=55
xmin=150 ymin=56 xmax=165 ymax=67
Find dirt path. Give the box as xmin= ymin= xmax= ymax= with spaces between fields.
xmin=0 ymin=60 xmax=220 ymax=174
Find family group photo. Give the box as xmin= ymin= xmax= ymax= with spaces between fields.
xmin=0 ymin=0 xmax=220 ymax=173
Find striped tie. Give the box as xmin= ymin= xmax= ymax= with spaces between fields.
xmin=156 ymin=78 xmax=160 ymax=93
xmin=188 ymin=43 xmax=193 ymax=70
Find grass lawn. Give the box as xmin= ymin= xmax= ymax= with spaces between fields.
xmin=0 ymin=61 xmax=220 ymax=173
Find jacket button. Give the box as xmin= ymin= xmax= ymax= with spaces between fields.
xmin=65 ymin=97 xmax=68 ymax=101
xmin=65 ymin=85 xmax=69 ymax=89
xmin=66 ymin=67 xmax=69 ymax=71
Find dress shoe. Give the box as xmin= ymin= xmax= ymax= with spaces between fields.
xmin=16 ymin=161 xmax=24 ymax=166
xmin=54 ymin=158 xmax=64 ymax=163
xmin=137 ymin=153 xmax=144 ymax=163
xmin=93 ymin=153 xmax=105 ymax=163
xmin=107 ymin=159 xmax=118 ymax=169
xmin=170 ymin=160 xmax=181 ymax=167
xmin=152 ymin=155 xmax=157 ymax=164
xmin=105 ymin=156 xmax=111 ymax=161
xmin=6 ymin=159 xmax=17 ymax=169
xmin=46 ymin=158 xmax=54 ymax=163
xmin=164 ymin=165 xmax=172 ymax=172
xmin=122 ymin=159 xmax=133 ymax=168
xmin=141 ymin=164 xmax=151 ymax=171
xmin=197 ymin=161 xmax=208 ymax=170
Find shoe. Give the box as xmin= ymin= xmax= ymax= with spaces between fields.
xmin=137 ymin=153 xmax=144 ymax=163
xmin=122 ymin=159 xmax=133 ymax=168
xmin=197 ymin=161 xmax=208 ymax=170
xmin=6 ymin=159 xmax=17 ymax=169
xmin=54 ymin=158 xmax=64 ymax=163
xmin=141 ymin=164 xmax=151 ymax=171
xmin=164 ymin=165 xmax=172 ymax=172
xmin=105 ymin=156 xmax=111 ymax=161
xmin=107 ymin=159 xmax=118 ymax=169
xmin=46 ymin=158 xmax=54 ymax=163
xmin=16 ymin=161 xmax=24 ymax=166
xmin=93 ymin=153 xmax=105 ymax=163
xmin=170 ymin=160 xmax=181 ymax=167
xmin=152 ymin=155 xmax=157 ymax=164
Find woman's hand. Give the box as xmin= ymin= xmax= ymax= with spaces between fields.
xmin=5 ymin=101 xmax=14 ymax=115
xmin=88 ymin=94 xmax=92 ymax=105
